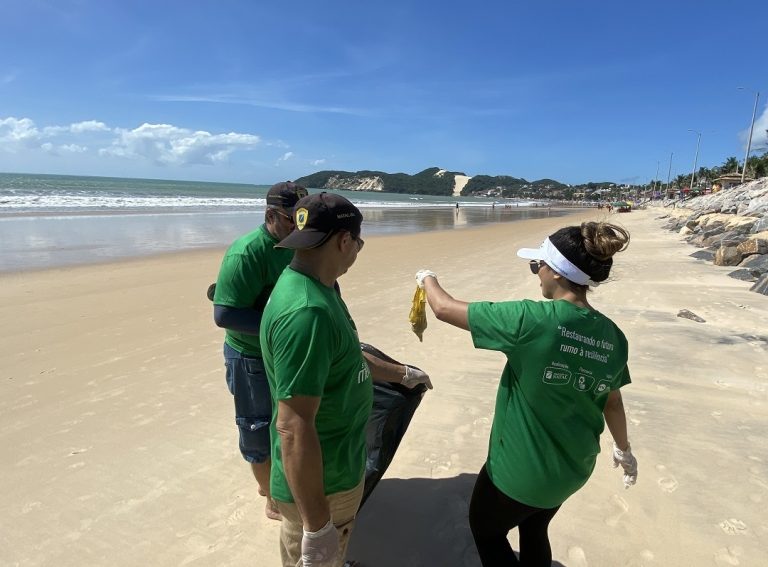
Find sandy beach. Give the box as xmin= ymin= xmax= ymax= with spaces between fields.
xmin=2 ymin=208 xmax=767 ymax=566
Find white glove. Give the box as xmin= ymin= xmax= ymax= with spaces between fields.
xmin=301 ymin=520 xmax=339 ymax=567
xmin=612 ymin=442 xmax=638 ymax=488
xmin=401 ymin=365 xmax=433 ymax=390
xmin=415 ymin=269 xmax=437 ymax=289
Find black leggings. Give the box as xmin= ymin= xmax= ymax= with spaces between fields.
xmin=469 ymin=465 xmax=560 ymax=566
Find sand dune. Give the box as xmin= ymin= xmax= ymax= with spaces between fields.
xmin=453 ymin=174 xmax=471 ymax=197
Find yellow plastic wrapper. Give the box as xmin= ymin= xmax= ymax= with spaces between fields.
xmin=409 ymin=286 xmax=427 ymax=341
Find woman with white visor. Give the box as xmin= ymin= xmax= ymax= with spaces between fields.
xmin=416 ymin=221 xmax=637 ymax=566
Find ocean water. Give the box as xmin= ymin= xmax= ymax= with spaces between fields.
xmin=0 ymin=172 xmax=572 ymax=272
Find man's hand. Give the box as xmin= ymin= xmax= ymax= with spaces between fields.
xmin=415 ymin=269 xmax=437 ymax=289
xmin=301 ymin=520 xmax=339 ymax=567
xmin=402 ymin=366 xmax=433 ymax=390
xmin=612 ymin=443 xmax=638 ymax=488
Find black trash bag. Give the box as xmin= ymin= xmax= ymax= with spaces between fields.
xmin=360 ymin=342 xmax=428 ymax=509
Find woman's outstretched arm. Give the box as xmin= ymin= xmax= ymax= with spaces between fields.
xmin=420 ymin=272 xmax=470 ymax=331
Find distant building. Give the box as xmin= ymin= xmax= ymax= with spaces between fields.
xmin=713 ymin=173 xmax=753 ymax=192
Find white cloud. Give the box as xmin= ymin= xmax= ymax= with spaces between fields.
xmin=274 ymin=151 xmax=295 ymax=166
xmin=70 ymin=120 xmax=110 ymax=133
xmin=100 ymin=123 xmax=261 ymax=165
xmin=1 ymin=116 xmax=262 ymax=167
xmin=311 ymin=158 xmax=326 ymax=166
xmin=40 ymin=142 xmax=88 ymax=155
xmin=0 ymin=117 xmax=40 ymax=146
xmin=750 ymin=105 xmax=768 ymax=151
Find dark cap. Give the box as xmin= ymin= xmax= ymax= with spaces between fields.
xmin=266 ymin=181 xmax=308 ymax=210
xmin=276 ymin=192 xmax=363 ymax=250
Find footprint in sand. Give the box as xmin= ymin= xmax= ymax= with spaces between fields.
xmin=715 ymin=380 xmax=730 ymax=390
xmin=605 ymin=494 xmax=629 ymax=527
xmin=567 ymin=546 xmax=589 ymax=567
xmin=655 ymin=465 xmax=678 ymax=493
xmin=719 ymin=519 xmax=747 ymax=535
xmin=714 ymin=545 xmax=743 ymax=566
xmin=711 ymin=410 xmax=723 ymax=421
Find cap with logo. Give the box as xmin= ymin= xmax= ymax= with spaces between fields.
xmin=276 ymin=192 xmax=363 ymax=250
xmin=266 ymin=181 xmax=308 ymax=210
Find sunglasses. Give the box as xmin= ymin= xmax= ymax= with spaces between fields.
xmin=352 ymin=234 xmax=365 ymax=251
xmin=273 ymin=209 xmax=295 ymax=224
xmin=529 ymin=260 xmax=546 ymax=275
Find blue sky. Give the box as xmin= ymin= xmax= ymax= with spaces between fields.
xmin=1 ymin=0 xmax=767 ymax=185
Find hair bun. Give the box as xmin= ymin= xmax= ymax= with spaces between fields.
xmin=580 ymin=222 xmax=630 ymax=261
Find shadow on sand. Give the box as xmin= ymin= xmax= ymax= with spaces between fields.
xmin=347 ymin=474 xmax=567 ymax=567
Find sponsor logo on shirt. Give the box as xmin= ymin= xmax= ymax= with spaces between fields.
xmin=542 ymin=367 xmax=571 ymax=385
xmin=357 ymin=361 xmax=371 ymax=384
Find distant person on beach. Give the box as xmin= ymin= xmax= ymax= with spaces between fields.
xmin=212 ymin=181 xmax=307 ymax=520
xmin=260 ymin=192 xmax=430 ymax=567
xmin=415 ymin=221 xmax=637 ymax=566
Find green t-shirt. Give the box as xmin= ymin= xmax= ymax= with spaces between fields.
xmin=468 ymin=299 xmax=630 ymax=509
xmin=260 ymin=267 xmax=373 ymax=502
xmin=213 ymin=224 xmax=293 ymax=357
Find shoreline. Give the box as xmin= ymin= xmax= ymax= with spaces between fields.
xmin=0 ymin=205 xmax=588 ymax=274
xmin=3 ymin=209 xmax=766 ymax=566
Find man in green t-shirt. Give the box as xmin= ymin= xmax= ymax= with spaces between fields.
xmin=261 ymin=192 xmax=405 ymax=567
xmin=212 ymin=181 xmax=307 ymax=520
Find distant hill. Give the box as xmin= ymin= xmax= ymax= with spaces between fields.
xmin=295 ymin=167 xmax=623 ymax=200
xmin=294 ymin=167 xmax=466 ymax=196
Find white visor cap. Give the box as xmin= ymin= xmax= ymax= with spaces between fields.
xmin=516 ymin=237 xmax=600 ymax=286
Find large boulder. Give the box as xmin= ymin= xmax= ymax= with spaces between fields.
xmin=750 ymin=273 xmax=768 ymax=295
xmin=690 ymin=249 xmax=715 ymax=261
xmin=728 ymin=269 xmax=758 ymax=282
xmin=714 ymin=245 xmax=743 ymax=266
xmin=736 ymin=238 xmax=768 ymax=256
xmin=703 ymin=230 xmax=745 ymax=248
xmin=740 ymin=254 xmax=768 ymax=276
xmin=750 ymin=216 xmax=768 ymax=234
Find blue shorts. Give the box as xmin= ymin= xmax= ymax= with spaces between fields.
xmin=224 ymin=342 xmax=272 ymax=464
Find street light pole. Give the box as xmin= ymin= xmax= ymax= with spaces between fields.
xmin=688 ymin=129 xmax=702 ymax=199
xmin=666 ymin=152 xmax=673 ymax=196
xmin=738 ymin=88 xmax=760 ymax=183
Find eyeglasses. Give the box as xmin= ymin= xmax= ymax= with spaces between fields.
xmin=529 ymin=260 xmax=546 ymax=275
xmin=273 ymin=209 xmax=294 ymax=224
xmin=352 ymin=234 xmax=365 ymax=252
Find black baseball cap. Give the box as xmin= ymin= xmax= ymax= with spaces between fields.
xmin=275 ymin=192 xmax=363 ymax=250
xmin=266 ymin=181 xmax=308 ymax=210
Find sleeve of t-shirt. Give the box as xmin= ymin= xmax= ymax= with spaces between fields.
xmin=613 ymin=366 xmax=631 ymax=389
xmin=269 ymin=306 xmax=334 ymax=399
xmin=612 ymin=330 xmax=631 ymax=389
xmin=214 ymin=252 xmax=265 ymax=307
xmin=468 ymin=301 xmax=528 ymax=353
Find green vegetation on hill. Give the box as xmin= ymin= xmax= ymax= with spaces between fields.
xmin=462 ymin=176 xmax=567 ymax=198
xmin=295 ymin=145 xmax=768 ymax=201
xmin=294 ymin=167 xmax=466 ymax=196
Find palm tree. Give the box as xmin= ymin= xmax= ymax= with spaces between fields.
xmin=721 ymin=156 xmax=739 ymax=173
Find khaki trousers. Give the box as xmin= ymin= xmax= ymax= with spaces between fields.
xmin=276 ymin=480 xmax=364 ymax=567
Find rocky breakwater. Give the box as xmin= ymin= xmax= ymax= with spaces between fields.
xmin=656 ymin=178 xmax=768 ymax=296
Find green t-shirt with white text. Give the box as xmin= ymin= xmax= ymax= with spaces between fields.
xmin=260 ymin=267 xmax=373 ymax=502
xmin=468 ymin=299 xmax=630 ymax=509
xmin=213 ymin=224 xmax=293 ymax=357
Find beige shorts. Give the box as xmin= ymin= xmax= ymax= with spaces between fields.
xmin=276 ymin=479 xmax=364 ymax=567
